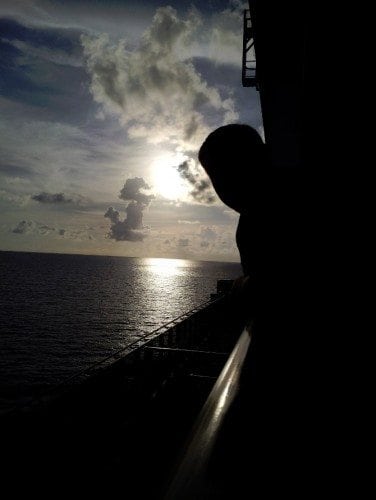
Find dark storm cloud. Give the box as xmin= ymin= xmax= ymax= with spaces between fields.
xmin=177 ymin=160 xmax=215 ymax=204
xmin=104 ymin=177 xmax=153 ymax=242
xmin=32 ymin=192 xmax=72 ymax=204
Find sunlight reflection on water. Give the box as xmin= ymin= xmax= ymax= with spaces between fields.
xmin=143 ymin=257 xmax=191 ymax=278
xmin=0 ymin=251 xmax=241 ymax=411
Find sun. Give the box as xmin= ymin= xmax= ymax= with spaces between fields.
xmin=151 ymin=154 xmax=188 ymax=200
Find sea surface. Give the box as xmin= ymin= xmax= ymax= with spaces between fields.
xmin=0 ymin=251 xmax=241 ymax=413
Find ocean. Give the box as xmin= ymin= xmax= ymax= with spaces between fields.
xmin=0 ymin=250 xmax=241 ymax=413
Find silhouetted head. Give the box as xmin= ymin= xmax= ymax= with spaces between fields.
xmin=198 ymin=124 xmax=266 ymax=212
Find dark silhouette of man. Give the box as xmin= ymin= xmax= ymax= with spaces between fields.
xmin=199 ymin=123 xmax=308 ymax=317
xmin=198 ymin=123 xmax=276 ymax=326
xmin=198 ymin=123 xmax=312 ymax=496
xmin=199 ymin=124 xmax=266 ymax=279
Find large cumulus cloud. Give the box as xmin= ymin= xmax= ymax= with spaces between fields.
xmin=81 ymin=6 xmax=238 ymax=151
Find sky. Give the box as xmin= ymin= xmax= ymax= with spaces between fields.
xmin=0 ymin=0 xmax=262 ymax=262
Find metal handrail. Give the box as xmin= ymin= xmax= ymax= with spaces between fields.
xmin=164 ymin=326 xmax=252 ymax=499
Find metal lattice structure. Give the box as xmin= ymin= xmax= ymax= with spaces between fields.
xmin=242 ymin=9 xmax=257 ymax=87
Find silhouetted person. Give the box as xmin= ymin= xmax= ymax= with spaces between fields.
xmin=199 ymin=124 xmax=266 ymax=279
xmin=198 ymin=123 xmax=313 ymax=496
xmin=199 ymin=121 xmax=311 ymax=365
xmin=199 ymin=123 xmax=308 ymax=319
xmin=199 ymin=124 xmax=271 ymax=326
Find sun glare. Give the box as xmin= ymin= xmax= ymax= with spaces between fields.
xmin=145 ymin=257 xmax=189 ymax=277
xmin=151 ymin=155 xmax=187 ymax=200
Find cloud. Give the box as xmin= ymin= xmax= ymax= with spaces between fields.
xmin=0 ymin=1 xmax=153 ymax=40
xmin=198 ymin=226 xmax=218 ymax=250
xmin=0 ymin=113 xmax=132 ymax=202
xmin=104 ymin=206 xmax=143 ymax=242
xmin=31 ymin=192 xmax=72 ymax=204
xmin=31 ymin=192 xmax=88 ymax=205
xmin=0 ymin=119 xmax=92 ymax=182
xmin=206 ymin=1 xmax=245 ymax=66
xmin=177 ymin=159 xmax=216 ymax=204
xmin=0 ymin=189 xmax=29 ymax=206
xmin=104 ymin=177 xmax=153 ymax=242
xmin=11 ymin=219 xmax=94 ymax=240
xmin=81 ymin=6 xmax=238 ymax=151
xmin=200 ymin=226 xmax=217 ymax=241
xmin=119 ymin=177 xmax=154 ymax=205
xmin=66 ymin=228 xmax=95 ymax=241
xmin=178 ymin=238 xmax=189 ymax=247
xmin=3 ymin=38 xmax=83 ymax=67
xmin=12 ymin=220 xmax=55 ymax=235
xmin=178 ymin=220 xmax=200 ymax=225
xmin=12 ymin=220 xmax=34 ymax=234
xmin=0 ymin=17 xmax=79 ymax=52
